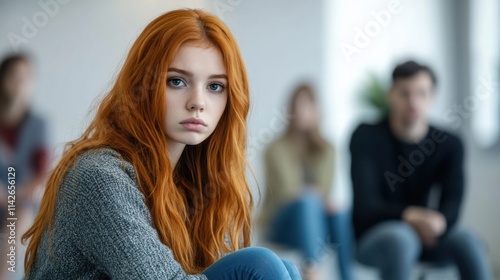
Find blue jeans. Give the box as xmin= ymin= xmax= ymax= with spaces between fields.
xmin=357 ymin=221 xmax=494 ymax=280
xmin=266 ymin=190 xmax=354 ymax=280
xmin=202 ymin=246 xmax=301 ymax=279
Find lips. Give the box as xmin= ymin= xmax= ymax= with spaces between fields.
xmin=179 ymin=117 xmax=207 ymax=126
xmin=179 ymin=117 xmax=207 ymax=132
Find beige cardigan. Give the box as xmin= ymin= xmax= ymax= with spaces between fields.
xmin=256 ymin=135 xmax=335 ymax=229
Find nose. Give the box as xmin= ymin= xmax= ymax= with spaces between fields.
xmin=408 ymin=92 xmax=422 ymax=107
xmin=187 ymin=87 xmax=205 ymax=112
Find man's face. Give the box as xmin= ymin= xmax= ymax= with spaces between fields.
xmin=388 ymin=71 xmax=435 ymax=125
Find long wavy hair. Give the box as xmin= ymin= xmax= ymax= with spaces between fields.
xmin=21 ymin=9 xmax=252 ymax=275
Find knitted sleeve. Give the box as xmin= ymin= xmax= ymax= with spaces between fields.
xmin=69 ymin=149 xmax=208 ymax=280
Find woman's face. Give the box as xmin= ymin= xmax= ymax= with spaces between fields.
xmin=293 ymin=91 xmax=318 ymax=132
xmin=164 ymin=43 xmax=228 ymax=147
xmin=1 ymin=60 xmax=34 ymax=113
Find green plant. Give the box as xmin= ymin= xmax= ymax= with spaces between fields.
xmin=361 ymin=74 xmax=389 ymax=117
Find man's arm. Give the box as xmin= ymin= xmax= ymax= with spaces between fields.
xmin=402 ymin=206 xmax=446 ymax=247
xmin=438 ymin=135 xmax=465 ymax=235
xmin=350 ymin=125 xmax=406 ymax=228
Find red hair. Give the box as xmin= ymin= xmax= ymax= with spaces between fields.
xmin=22 ymin=8 xmax=252 ymax=275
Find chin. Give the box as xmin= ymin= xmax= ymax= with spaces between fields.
xmin=404 ymin=116 xmax=422 ymax=126
xmin=183 ymin=140 xmax=205 ymax=146
xmin=178 ymin=135 xmax=209 ymax=146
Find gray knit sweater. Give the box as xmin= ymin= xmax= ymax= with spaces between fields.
xmin=27 ymin=147 xmax=208 ymax=280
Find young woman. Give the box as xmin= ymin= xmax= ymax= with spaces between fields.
xmin=21 ymin=9 xmax=300 ymax=279
xmin=259 ymin=84 xmax=353 ymax=280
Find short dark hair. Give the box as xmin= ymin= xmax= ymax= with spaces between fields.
xmin=392 ymin=60 xmax=437 ymax=86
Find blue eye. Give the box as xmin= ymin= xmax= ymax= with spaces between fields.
xmin=208 ymin=83 xmax=225 ymax=93
xmin=167 ymin=78 xmax=186 ymax=88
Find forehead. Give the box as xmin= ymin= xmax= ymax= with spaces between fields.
xmin=394 ymin=71 xmax=434 ymax=88
xmin=295 ymin=90 xmax=314 ymax=103
xmin=7 ymin=60 xmax=31 ymax=74
xmin=168 ymin=43 xmax=226 ymax=75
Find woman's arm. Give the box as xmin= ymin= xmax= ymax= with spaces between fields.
xmin=69 ymin=151 xmax=206 ymax=279
xmin=316 ymin=143 xmax=335 ymax=197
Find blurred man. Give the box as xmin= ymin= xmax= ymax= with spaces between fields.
xmin=349 ymin=60 xmax=493 ymax=280
xmin=0 ymin=53 xmax=50 ymax=280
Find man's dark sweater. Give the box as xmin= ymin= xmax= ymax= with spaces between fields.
xmin=349 ymin=117 xmax=464 ymax=240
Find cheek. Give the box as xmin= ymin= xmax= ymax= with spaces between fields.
xmin=165 ymin=95 xmax=181 ymax=122
xmin=420 ymin=100 xmax=432 ymax=112
xmin=4 ymin=80 xmax=16 ymax=93
xmin=209 ymin=99 xmax=227 ymax=130
xmin=215 ymin=95 xmax=228 ymax=117
xmin=390 ymin=96 xmax=404 ymax=109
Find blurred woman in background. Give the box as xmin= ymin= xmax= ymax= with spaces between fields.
xmin=0 ymin=53 xmax=50 ymax=280
xmin=260 ymin=83 xmax=353 ymax=280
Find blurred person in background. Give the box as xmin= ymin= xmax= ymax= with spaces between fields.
xmin=259 ymin=83 xmax=353 ymax=280
xmin=349 ymin=60 xmax=494 ymax=280
xmin=0 ymin=53 xmax=50 ymax=280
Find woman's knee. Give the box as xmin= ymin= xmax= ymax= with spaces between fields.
xmin=295 ymin=191 xmax=322 ymax=208
xmin=238 ymin=247 xmax=295 ymax=278
xmin=203 ymin=247 xmax=293 ymax=279
xmin=235 ymin=247 xmax=288 ymax=269
xmin=281 ymin=259 xmax=301 ymax=279
xmin=292 ymin=192 xmax=325 ymax=220
xmin=236 ymin=246 xmax=278 ymax=259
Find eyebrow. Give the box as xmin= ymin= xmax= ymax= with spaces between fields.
xmin=167 ymin=67 xmax=227 ymax=80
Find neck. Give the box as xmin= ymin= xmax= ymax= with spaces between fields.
xmin=166 ymin=139 xmax=186 ymax=169
xmin=389 ymin=114 xmax=428 ymax=143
